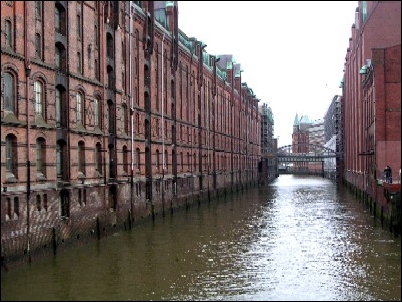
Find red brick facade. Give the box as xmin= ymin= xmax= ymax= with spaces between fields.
xmin=341 ymin=1 xmax=401 ymax=225
xmin=1 ymin=1 xmax=261 ymax=265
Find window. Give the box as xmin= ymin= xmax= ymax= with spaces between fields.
xmin=77 ymin=52 xmax=82 ymax=73
xmin=55 ymin=6 xmax=60 ymax=32
xmin=36 ymin=137 xmax=46 ymax=178
xmin=94 ymin=97 xmax=100 ymax=128
xmin=55 ymin=87 xmax=61 ymax=127
xmin=55 ymin=44 xmax=62 ymax=69
xmin=135 ymin=148 xmax=140 ymax=171
xmin=362 ymin=1 xmax=367 ymax=22
xmin=156 ymin=149 xmax=160 ymax=171
xmin=78 ymin=141 xmax=85 ymax=176
xmin=55 ymin=4 xmax=66 ymax=35
xmin=34 ymin=80 xmax=44 ymax=117
xmin=5 ymin=20 xmax=12 ymax=48
xmin=35 ymin=33 xmax=42 ymax=59
xmin=123 ymin=146 xmax=128 ymax=174
xmin=76 ymin=91 xmax=83 ymax=125
xmin=5 ymin=134 xmax=18 ymax=180
xmin=3 ymin=72 xmax=15 ymax=113
xmin=164 ymin=150 xmax=168 ymax=172
xmin=77 ymin=14 xmax=81 ymax=39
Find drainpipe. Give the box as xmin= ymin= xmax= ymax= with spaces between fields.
xmin=24 ymin=1 xmax=31 ymax=264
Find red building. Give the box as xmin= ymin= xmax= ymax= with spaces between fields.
xmin=1 ymin=1 xmax=261 ymax=265
xmin=341 ymin=1 xmax=401 ymax=230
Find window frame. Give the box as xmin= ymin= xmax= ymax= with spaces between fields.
xmin=3 ymin=72 xmax=15 ymax=114
xmin=34 ymin=79 xmax=44 ymax=118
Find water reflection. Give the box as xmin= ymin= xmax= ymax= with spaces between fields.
xmin=1 ymin=175 xmax=401 ymax=301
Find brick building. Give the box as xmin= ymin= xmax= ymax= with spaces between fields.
xmin=1 ymin=1 xmax=262 ymax=265
xmin=341 ymin=1 xmax=401 ymax=229
xmin=258 ymin=103 xmax=277 ymax=184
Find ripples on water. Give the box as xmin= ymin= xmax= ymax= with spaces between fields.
xmin=1 ymin=175 xmax=401 ymax=301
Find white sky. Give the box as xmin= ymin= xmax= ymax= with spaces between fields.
xmin=177 ymin=1 xmax=358 ymax=146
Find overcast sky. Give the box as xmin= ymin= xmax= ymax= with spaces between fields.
xmin=177 ymin=1 xmax=358 ymax=146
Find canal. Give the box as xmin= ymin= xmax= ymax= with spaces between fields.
xmin=1 ymin=175 xmax=401 ymax=301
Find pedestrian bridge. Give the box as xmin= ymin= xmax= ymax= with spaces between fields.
xmin=261 ymin=143 xmax=342 ymax=176
xmin=275 ymin=144 xmax=341 ymax=163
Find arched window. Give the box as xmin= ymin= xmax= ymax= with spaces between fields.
xmin=3 ymin=72 xmax=15 ymax=113
xmin=76 ymin=91 xmax=84 ymax=126
xmin=34 ymin=80 xmax=44 ymax=118
xmin=55 ymin=5 xmax=61 ymax=32
xmin=55 ymin=42 xmax=67 ymax=72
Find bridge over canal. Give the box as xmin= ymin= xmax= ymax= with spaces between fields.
xmin=261 ymin=143 xmax=342 ymax=177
